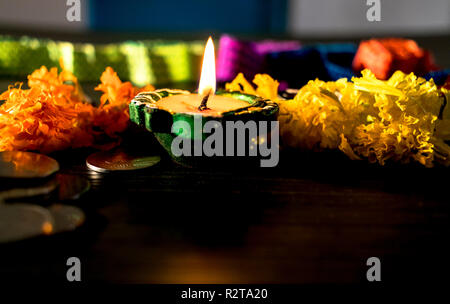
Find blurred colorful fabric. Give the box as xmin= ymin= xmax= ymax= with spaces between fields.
xmin=0 ymin=35 xmax=447 ymax=89
xmin=0 ymin=36 xmax=204 ymax=86
xmin=266 ymin=43 xmax=357 ymax=89
xmin=353 ymin=38 xmax=438 ymax=80
xmin=216 ymin=34 xmax=301 ymax=83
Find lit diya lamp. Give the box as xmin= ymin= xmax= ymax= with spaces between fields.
xmin=130 ymin=37 xmax=279 ymax=166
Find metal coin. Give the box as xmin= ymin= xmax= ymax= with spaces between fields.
xmin=0 ymin=203 xmax=54 ymax=243
xmin=0 ymin=151 xmax=59 ymax=179
xmin=48 ymin=204 xmax=85 ymax=233
xmin=57 ymin=174 xmax=90 ymax=200
xmin=86 ymin=149 xmax=161 ymax=172
xmin=0 ymin=178 xmax=59 ymax=202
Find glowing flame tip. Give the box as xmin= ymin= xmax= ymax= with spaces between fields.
xmin=198 ymin=37 xmax=216 ymax=96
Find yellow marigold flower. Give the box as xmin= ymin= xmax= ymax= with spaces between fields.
xmin=226 ymin=70 xmax=450 ymax=167
xmin=253 ymin=74 xmax=279 ymax=101
xmin=225 ymin=73 xmax=257 ymax=96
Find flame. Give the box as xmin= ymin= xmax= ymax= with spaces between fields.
xmin=198 ymin=37 xmax=216 ymax=96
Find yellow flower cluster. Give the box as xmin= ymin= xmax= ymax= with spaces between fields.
xmin=226 ymin=70 xmax=450 ymax=167
xmin=226 ymin=73 xmax=279 ymax=101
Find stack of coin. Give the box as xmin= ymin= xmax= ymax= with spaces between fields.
xmin=0 ymin=203 xmax=86 ymax=243
xmin=0 ymin=151 xmax=59 ymax=179
xmin=0 ymin=151 xmax=88 ymax=243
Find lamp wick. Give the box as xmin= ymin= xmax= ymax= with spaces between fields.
xmin=198 ymin=88 xmax=212 ymax=111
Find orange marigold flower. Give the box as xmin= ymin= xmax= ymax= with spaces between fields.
xmin=94 ymin=67 xmax=155 ymax=137
xmin=0 ymin=64 xmax=154 ymax=153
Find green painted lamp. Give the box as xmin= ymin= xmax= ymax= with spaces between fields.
xmin=129 ymin=38 xmax=279 ymax=166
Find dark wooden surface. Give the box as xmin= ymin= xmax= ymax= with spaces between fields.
xmin=0 ymin=127 xmax=448 ymax=284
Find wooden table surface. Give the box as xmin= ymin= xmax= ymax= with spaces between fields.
xmin=0 ymin=128 xmax=448 ymax=284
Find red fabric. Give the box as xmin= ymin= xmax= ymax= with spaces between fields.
xmin=353 ymin=38 xmax=438 ymax=79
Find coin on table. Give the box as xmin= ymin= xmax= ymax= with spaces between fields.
xmin=0 ymin=203 xmax=54 ymax=243
xmin=86 ymin=149 xmax=161 ymax=172
xmin=48 ymin=204 xmax=85 ymax=233
xmin=0 ymin=178 xmax=59 ymax=202
xmin=0 ymin=151 xmax=59 ymax=179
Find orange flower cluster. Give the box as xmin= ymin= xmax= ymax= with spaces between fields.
xmin=0 ymin=64 xmax=154 ymax=153
xmin=93 ymin=67 xmax=154 ymax=138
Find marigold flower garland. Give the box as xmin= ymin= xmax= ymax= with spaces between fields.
xmin=1 ymin=62 xmax=448 ymax=167
xmin=0 ymin=64 xmax=154 ymax=153
xmin=226 ymin=71 xmax=450 ymax=167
